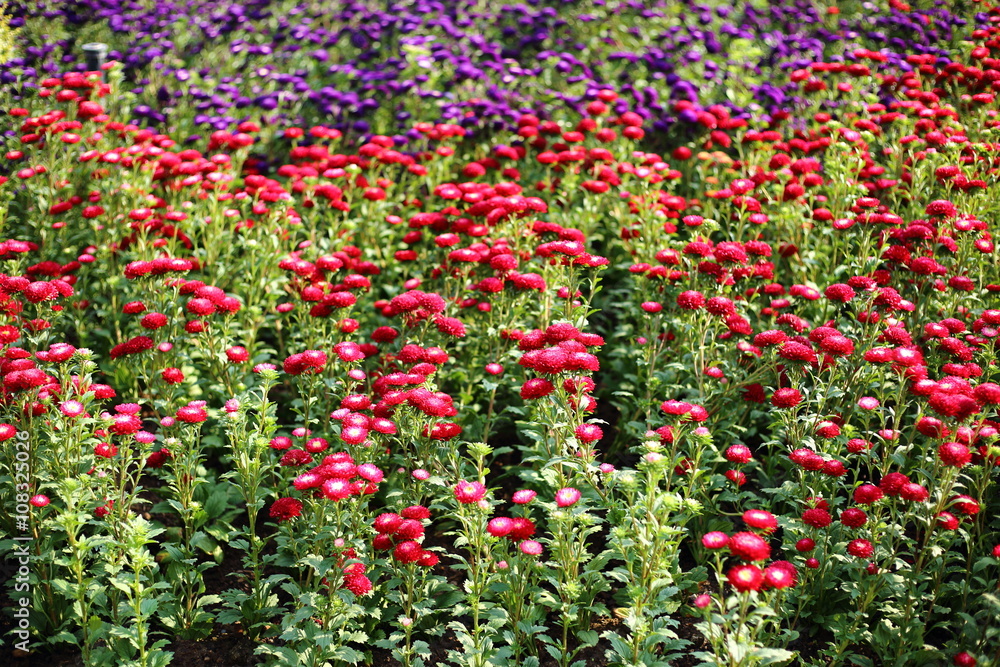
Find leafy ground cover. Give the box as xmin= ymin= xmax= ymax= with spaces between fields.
xmin=0 ymin=1 xmax=998 ymax=666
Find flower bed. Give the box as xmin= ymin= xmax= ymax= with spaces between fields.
xmin=0 ymin=1 xmax=998 ymax=666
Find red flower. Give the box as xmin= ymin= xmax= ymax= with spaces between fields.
xmin=520 ymin=378 xmax=554 ymax=400
xmin=676 ymin=290 xmax=705 ymax=310
xmin=283 ymin=350 xmax=328 ymax=375
xmin=951 ymin=495 xmax=980 ymax=515
xmin=880 ymin=472 xmax=910 ymax=496
xmin=802 ymin=508 xmax=832 ymax=528
xmin=724 ymin=444 xmax=753 ymax=463
xmin=938 ymin=442 xmax=971 ymax=467
xmin=495 ymin=517 xmax=531 ymax=542
xmin=853 ymin=484 xmax=884 ymax=505
xmin=936 ymin=512 xmax=960 ymax=530
xmin=728 ymin=531 xmax=771 ymax=562
xmin=763 ymin=561 xmax=797 ymax=589
xmin=778 ymin=341 xmax=817 ymax=363
xmin=900 ymin=483 xmax=929 ymax=502
xmin=343 ymin=572 xmax=373 ymax=596
xmin=743 ymin=509 xmax=778 ymax=533
xmin=401 ymin=505 xmax=431 ymax=520
xmin=555 ymin=487 xmax=581 ymax=507
xmin=727 ymin=564 xmax=764 ymax=592
xmin=824 ymin=283 xmax=856 ymax=302
xmin=840 ymin=508 xmax=868 ymax=528
xmin=161 ymin=368 xmax=184 ymax=384
xmin=846 ymin=539 xmax=874 ymax=558
xmin=393 ymin=540 xmax=422 ymax=564
xmin=269 ymin=497 xmax=303 ymax=522
xmin=176 ymin=405 xmax=208 ymax=423
xmin=487 ymin=517 xmax=514 ymax=537
xmin=434 ymin=315 xmax=466 ymax=337
xmin=771 ymin=388 xmax=803 ymax=408
xmin=374 ymin=513 xmax=404 ymax=534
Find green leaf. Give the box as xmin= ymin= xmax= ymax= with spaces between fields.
xmin=748 ymin=647 xmax=795 ymax=665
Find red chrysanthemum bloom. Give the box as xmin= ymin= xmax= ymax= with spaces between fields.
xmin=900 ymin=483 xmax=929 ymax=502
xmin=727 ymin=564 xmax=764 ymax=592
xmin=938 ymin=442 xmax=971 ymax=467
xmin=520 ymin=378 xmax=554 ymax=400
xmin=555 ymin=487 xmax=581 ymax=507
xmin=815 ymin=421 xmax=841 ymax=439
xmin=840 ymin=507 xmax=868 ymax=528
xmin=508 ymin=517 xmax=536 ymax=540
xmin=487 ymin=517 xmax=514 ymax=537
xmin=846 ymin=539 xmax=874 ymax=558
xmin=395 ymin=519 xmax=424 ymax=540
xmin=176 ymin=405 xmax=208 ymax=423
xmin=936 ymin=511 xmax=960 ymax=530
xmin=725 ymin=444 xmax=753 ymax=464
xmin=802 ymin=508 xmax=832 ymax=528
xmin=728 ymin=531 xmax=771 ymax=562
xmin=951 ymin=495 xmax=980 ymax=515
xmin=778 ymin=341 xmax=817 ymax=363
xmin=763 ymin=561 xmax=797 ymax=590
xmin=771 ymin=388 xmax=803 ymax=408
xmin=343 ymin=572 xmax=372 ymax=596
xmin=824 ymin=283 xmax=856 ymax=302
xmin=269 ymin=497 xmax=303 ymax=522
xmin=854 ymin=484 xmax=884 ymax=505
xmin=161 ymin=367 xmax=184 ymax=384
xmin=795 ymin=538 xmax=815 ymax=552
xmin=676 ymin=290 xmax=706 ymax=310
xmin=880 ymin=472 xmax=910 ymax=496
xmin=434 ymin=315 xmax=467 ymax=338
xmin=401 ymin=505 xmax=431 ymax=520
xmin=393 ymin=540 xmax=423 ymax=564
xmin=926 ymin=200 xmax=957 ymax=217
xmin=373 ymin=513 xmax=404 ymax=534
xmin=743 ymin=509 xmax=778 ymax=534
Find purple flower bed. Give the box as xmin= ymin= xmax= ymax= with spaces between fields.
xmin=1 ymin=0 xmax=986 ymax=142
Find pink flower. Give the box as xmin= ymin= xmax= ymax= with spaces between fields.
xmin=857 ymin=397 xmax=879 ymax=410
xmin=60 ymin=400 xmax=85 ymax=417
xmin=454 ymin=481 xmax=487 ymax=504
xmin=701 ymin=532 xmax=729 ymax=550
xmin=487 ymin=517 xmax=514 ymax=537
xmin=512 ymin=489 xmax=537 ymax=504
xmin=555 ymin=487 xmax=581 ymax=507
xmin=519 ymin=540 xmax=543 ymax=555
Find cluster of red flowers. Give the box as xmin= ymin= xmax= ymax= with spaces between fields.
xmin=701 ymin=510 xmax=799 ymax=593
xmin=372 ymin=506 xmax=439 ymax=567
xmin=289 ymin=452 xmax=384 ymax=501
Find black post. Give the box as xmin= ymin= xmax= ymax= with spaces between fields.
xmin=82 ymin=43 xmax=108 ymax=81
